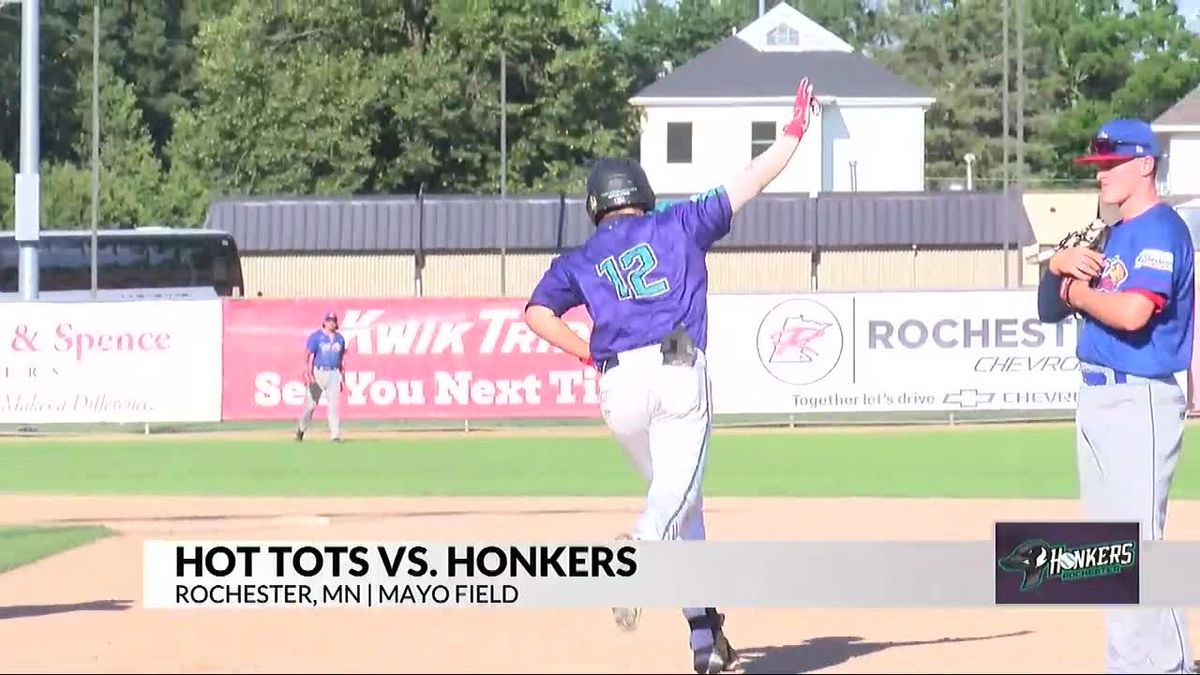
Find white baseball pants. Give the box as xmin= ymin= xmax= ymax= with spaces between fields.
xmin=299 ymin=367 xmax=342 ymax=440
xmin=599 ymin=343 xmax=712 ymax=543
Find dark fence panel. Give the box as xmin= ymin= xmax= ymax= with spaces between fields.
xmin=207 ymin=191 xmax=1038 ymax=254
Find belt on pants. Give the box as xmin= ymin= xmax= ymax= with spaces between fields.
xmin=596 ymin=335 xmax=703 ymax=374
xmin=597 ymin=355 xmax=619 ymax=373
xmin=1080 ymin=364 xmax=1174 ymax=387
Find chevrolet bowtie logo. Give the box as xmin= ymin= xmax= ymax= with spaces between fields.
xmin=943 ymin=389 xmax=995 ymax=408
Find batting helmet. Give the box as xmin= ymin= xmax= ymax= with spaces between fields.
xmin=585 ymin=158 xmax=656 ymax=225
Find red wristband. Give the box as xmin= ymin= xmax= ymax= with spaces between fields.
xmin=1059 ymin=277 xmax=1074 ymax=306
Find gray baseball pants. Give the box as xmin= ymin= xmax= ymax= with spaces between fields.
xmin=1076 ymin=364 xmax=1193 ymax=674
xmin=299 ymin=368 xmax=341 ymax=440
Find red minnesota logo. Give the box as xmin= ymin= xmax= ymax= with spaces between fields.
xmin=756 ymin=298 xmax=844 ymax=386
xmin=768 ymin=316 xmax=832 ymax=363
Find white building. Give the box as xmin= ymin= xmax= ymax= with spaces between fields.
xmin=1152 ymin=84 xmax=1200 ymax=197
xmin=628 ymin=2 xmax=935 ymax=196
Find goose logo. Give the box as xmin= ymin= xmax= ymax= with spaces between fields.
xmin=999 ymin=538 xmax=1137 ymax=591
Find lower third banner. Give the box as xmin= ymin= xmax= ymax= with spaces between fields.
xmin=141 ymin=537 xmax=1200 ymax=610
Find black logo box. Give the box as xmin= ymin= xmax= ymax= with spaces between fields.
xmin=995 ymin=521 xmax=1141 ymax=606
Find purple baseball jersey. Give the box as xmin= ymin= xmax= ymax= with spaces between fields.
xmin=527 ymin=187 xmax=734 ymax=362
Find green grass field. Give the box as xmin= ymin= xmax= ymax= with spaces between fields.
xmin=0 ymin=525 xmax=114 ymax=574
xmin=2 ymin=423 xmax=1199 ymax=499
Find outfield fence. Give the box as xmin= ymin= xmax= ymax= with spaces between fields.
xmin=2 ymin=287 xmax=1192 ymax=437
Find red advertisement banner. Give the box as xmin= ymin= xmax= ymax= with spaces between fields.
xmin=221 ymin=298 xmax=598 ymax=421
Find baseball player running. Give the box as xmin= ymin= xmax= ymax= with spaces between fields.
xmin=1046 ymin=118 xmax=1194 ymax=674
xmin=296 ymin=310 xmax=347 ymax=443
xmin=523 ymin=78 xmax=819 ymax=674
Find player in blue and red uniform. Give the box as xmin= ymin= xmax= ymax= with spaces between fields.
xmin=523 ymin=78 xmax=820 ymax=674
xmin=296 ymin=310 xmax=347 ymax=443
xmin=1046 ymin=118 xmax=1195 ymax=673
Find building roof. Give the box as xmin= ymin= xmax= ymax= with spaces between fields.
xmin=630 ymin=2 xmax=932 ymax=103
xmin=205 ymin=192 xmax=1036 ymax=254
xmin=1154 ymin=84 xmax=1200 ymax=128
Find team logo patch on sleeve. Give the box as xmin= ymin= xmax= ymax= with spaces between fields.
xmin=1097 ymin=257 xmax=1128 ymax=292
xmin=1134 ymin=249 xmax=1174 ymax=272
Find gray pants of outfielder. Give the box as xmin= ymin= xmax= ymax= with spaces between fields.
xmin=1076 ymin=364 xmax=1193 ymax=674
xmin=299 ymin=368 xmax=341 ymax=440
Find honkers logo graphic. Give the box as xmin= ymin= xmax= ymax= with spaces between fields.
xmin=998 ymin=538 xmax=1137 ymax=591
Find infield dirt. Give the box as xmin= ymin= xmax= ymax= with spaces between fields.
xmin=2 ymin=494 xmax=1199 ymax=673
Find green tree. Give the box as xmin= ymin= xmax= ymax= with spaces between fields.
xmin=433 ymin=0 xmax=637 ymax=193
xmin=874 ymin=0 xmax=1200 ymax=189
xmin=612 ymin=0 xmax=753 ymax=101
xmin=39 ymin=162 xmax=91 ymax=229
xmin=876 ymin=1 xmax=1016 ymax=188
xmin=166 ymin=0 xmax=386 ymax=201
xmin=71 ymin=0 xmax=204 ymax=161
xmin=0 ymin=1 xmax=91 ymax=167
xmin=0 ymin=158 xmax=13 ymax=228
xmin=76 ymin=63 xmax=166 ymax=227
xmin=366 ymin=38 xmax=504 ymax=194
xmin=1031 ymin=0 xmax=1200 ymax=182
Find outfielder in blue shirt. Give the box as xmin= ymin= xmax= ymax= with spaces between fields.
xmin=296 ymin=310 xmax=347 ymax=443
xmin=524 ymin=78 xmax=821 ymax=675
xmin=1045 ymin=118 xmax=1194 ymax=673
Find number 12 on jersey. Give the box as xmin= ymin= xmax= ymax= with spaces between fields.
xmin=596 ymin=242 xmax=671 ymax=301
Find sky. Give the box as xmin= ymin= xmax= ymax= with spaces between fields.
xmin=607 ymin=0 xmax=1200 ymax=31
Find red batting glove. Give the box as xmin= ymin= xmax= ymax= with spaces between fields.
xmin=782 ymin=77 xmax=819 ymax=139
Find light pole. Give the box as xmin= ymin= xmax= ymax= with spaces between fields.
xmin=1001 ymin=0 xmax=1011 ymax=289
xmin=963 ymin=153 xmax=976 ymax=191
xmin=90 ymin=0 xmax=100 ymax=299
xmin=13 ymin=0 xmax=40 ymax=300
xmin=499 ymin=48 xmax=507 ymax=297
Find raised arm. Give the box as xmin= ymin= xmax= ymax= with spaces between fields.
xmin=723 ymin=78 xmax=819 ymax=214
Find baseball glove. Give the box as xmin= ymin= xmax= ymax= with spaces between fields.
xmin=1051 ymin=215 xmax=1110 ymax=255
xmin=1037 ymin=204 xmax=1111 ymax=324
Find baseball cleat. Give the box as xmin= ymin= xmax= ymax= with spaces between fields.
xmin=613 ymin=604 xmax=641 ymax=632
xmin=692 ymin=612 xmax=737 ymax=674
xmin=295 ymin=429 xmax=304 ymax=442
xmin=612 ymin=533 xmax=640 ymax=631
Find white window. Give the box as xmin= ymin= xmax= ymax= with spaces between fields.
xmin=766 ymin=23 xmax=800 ymax=47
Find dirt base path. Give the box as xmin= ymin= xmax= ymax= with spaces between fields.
xmin=2 ymin=495 xmax=1198 ymax=674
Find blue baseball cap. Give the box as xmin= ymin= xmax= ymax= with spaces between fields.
xmin=1075 ymin=118 xmax=1162 ymax=165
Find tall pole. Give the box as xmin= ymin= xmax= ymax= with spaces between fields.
xmin=499 ymin=49 xmax=507 ymax=297
xmin=16 ymin=0 xmax=41 ymax=300
xmin=1001 ymin=0 xmax=1010 ymax=288
xmin=500 ymin=50 xmax=507 ymax=199
xmin=90 ymin=0 xmax=100 ymax=298
xmin=1016 ymin=0 xmax=1025 ymax=193
xmin=759 ymin=0 xmax=765 ymax=16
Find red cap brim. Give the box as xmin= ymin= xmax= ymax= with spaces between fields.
xmin=1074 ymin=153 xmax=1136 ymax=165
